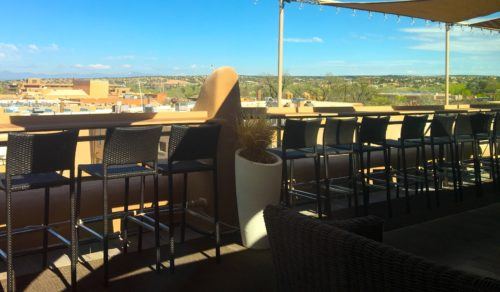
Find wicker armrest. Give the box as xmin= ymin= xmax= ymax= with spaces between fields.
xmin=324 ymin=215 xmax=384 ymax=242
xmin=264 ymin=205 xmax=500 ymax=292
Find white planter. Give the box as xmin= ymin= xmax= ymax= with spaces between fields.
xmin=235 ymin=149 xmax=282 ymax=249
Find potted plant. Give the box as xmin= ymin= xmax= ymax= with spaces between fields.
xmin=235 ymin=118 xmax=282 ymax=249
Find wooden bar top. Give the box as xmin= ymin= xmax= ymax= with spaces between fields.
xmin=0 ymin=111 xmax=209 ymax=133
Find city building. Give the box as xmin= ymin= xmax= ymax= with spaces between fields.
xmin=73 ymin=79 xmax=110 ymax=99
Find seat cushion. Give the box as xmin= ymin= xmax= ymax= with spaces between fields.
xmin=0 ymin=172 xmax=70 ymax=192
xmin=335 ymin=143 xmax=384 ymax=152
xmin=317 ymin=145 xmax=354 ymax=155
xmin=157 ymin=160 xmax=214 ymax=174
xmin=386 ymin=139 xmax=422 ymax=148
xmin=267 ymin=148 xmax=316 ymax=160
xmin=79 ymin=164 xmax=156 ymax=179
xmin=423 ymin=137 xmax=452 ymax=145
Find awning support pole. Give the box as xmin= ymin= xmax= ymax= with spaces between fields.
xmin=445 ymin=23 xmax=451 ymax=106
xmin=277 ymin=0 xmax=285 ymax=107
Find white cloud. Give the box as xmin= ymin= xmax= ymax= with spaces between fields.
xmin=190 ymin=64 xmax=197 ymax=69
xmin=400 ymin=26 xmax=500 ymax=53
xmin=0 ymin=52 xmax=5 ymax=59
xmin=284 ymin=37 xmax=324 ymax=43
xmin=27 ymin=44 xmax=40 ymax=53
xmin=121 ymin=64 xmax=132 ymax=68
xmin=105 ymin=55 xmax=135 ymax=60
xmin=74 ymin=63 xmax=111 ymax=70
xmin=47 ymin=43 xmax=59 ymax=51
xmin=0 ymin=43 xmax=18 ymax=52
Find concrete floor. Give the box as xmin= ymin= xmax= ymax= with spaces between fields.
xmin=1 ymin=183 xmax=499 ymax=291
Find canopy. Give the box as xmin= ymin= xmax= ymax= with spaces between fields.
xmin=318 ymin=0 xmax=500 ymax=24
xmin=470 ymin=17 xmax=500 ymax=30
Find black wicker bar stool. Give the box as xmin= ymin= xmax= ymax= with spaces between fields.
xmin=386 ymin=115 xmax=430 ymax=213
xmin=73 ymin=126 xmax=162 ymax=287
xmin=348 ymin=116 xmax=391 ymax=217
xmin=320 ymin=117 xmax=357 ymax=217
xmin=0 ymin=130 xmax=79 ymax=292
xmin=469 ymin=112 xmax=495 ymax=192
xmin=423 ymin=114 xmax=457 ymax=206
xmin=147 ymin=123 xmax=221 ymax=272
xmin=269 ymin=119 xmax=322 ymax=217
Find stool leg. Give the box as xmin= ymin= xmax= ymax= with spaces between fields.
xmin=401 ymin=144 xmax=410 ymax=214
xmin=314 ymin=155 xmax=322 ymax=219
xmin=396 ymin=147 xmax=401 ymax=198
xmin=168 ymin=173 xmax=175 ymax=273
xmin=473 ymin=140 xmax=483 ymax=197
xmin=323 ymin=154 xmax=332 ymax=216
xmin=360 ymin=149 xmax=369 ymax=216
xmin=181 ymin=173 xmax=188 ymax=243
xmin=347 ymin=153 xmax=353 ymax=209
xmin=42 ymin=187 xmax=50 ymax=268
xmin=455 ymin=142 xmax=464 ymax=201
xmin=490 ymin=139 xmax=497 ymax=185
xmin=352 ymin=153 xmax=359 ymax=216
xmin=448 ymin=142 xmax=458 ymax=202
xmin=69 ymin=172 xmax=76 ymax=291
xmin=102 ymin=177 xmax=109 ymax=286
xmin=6 ymin=186 xmax=15 ymax=292
xmin=72 ymin=169 xmax=82 ymax=290
xmin=384 ymin=147 xmax=392 ymax=218
xmin=122 ymin=177 xmax=129 ymax=253
xmin=138 ymin=176 xmax=145 ymax=252
xmin=154 ymin=174 xmax=161 ymax=272
xmin=430 ymin=141 xmax=440 ymax=207
xmin=213 ymin=168 xmax=221 ymax=264
xmin=420 ymin=144 xmax=431 ymax=209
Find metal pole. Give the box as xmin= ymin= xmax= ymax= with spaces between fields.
xmin=445 ymin=23 xmax=451 ymax=106
xmin=277 ymin=0 xmax=285 ymax=107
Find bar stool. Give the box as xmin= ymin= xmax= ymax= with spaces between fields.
xmin=320 ymin=118 xmax=357 ymax=217
xmin=149 ymin=123 xmax=221 ymax=272
xmin=345 ymin=116 xmax=391 ymax=217
xmin=386 ymin=115 xmax=430 ymax=213
xmin=470 ymin=112 xmax=495 ymax=192
xmin=74 ymin=126 xmax=162 ymax=287
xmin=423 ymin=114 xmax=457 ymax=206
xmin=269 ymin=119 xmax=322 ymax=217
xmin=0 ymin=130 xmax=79 ymax=292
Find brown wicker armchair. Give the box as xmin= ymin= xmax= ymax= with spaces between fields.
xmin=264 ymin=205 xmax=500 ymax=292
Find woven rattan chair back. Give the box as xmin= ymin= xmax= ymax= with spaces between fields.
xmin=358 ymin=116 xmax=390 ymax=144
xmin=282 ymin=119 xmax=321 ymax=150
xmin=168 ymin=123 xmax=221 ymax=162
xmin=401 ymin=115 xmax=428 ymax=140
xmin=470 ymin=112 xmax=493 ymax=136
xmin=103 ymin=126 xmax=162 ymax=165
xmin=454 ymin=114 xmax=473 ymax=136
xmin=323 ymin=118 xmax=357 ymax=146
xmin=430 ymin=115 xmax=455 ymax=138
xmin=6 ymin=130 xmax=79 ymax=176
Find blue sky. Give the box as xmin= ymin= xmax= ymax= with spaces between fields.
xmin=0 ymin=0 xmax=498 ymax=76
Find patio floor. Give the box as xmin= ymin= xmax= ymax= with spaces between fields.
xmin=1 ymin=183 xmax=499 ymax=291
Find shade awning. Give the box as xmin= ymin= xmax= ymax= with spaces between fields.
xmin=318 ymin=0 xmax=500 ymax=24
xmin=470 ymin=17 xmax=500 ymax=30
